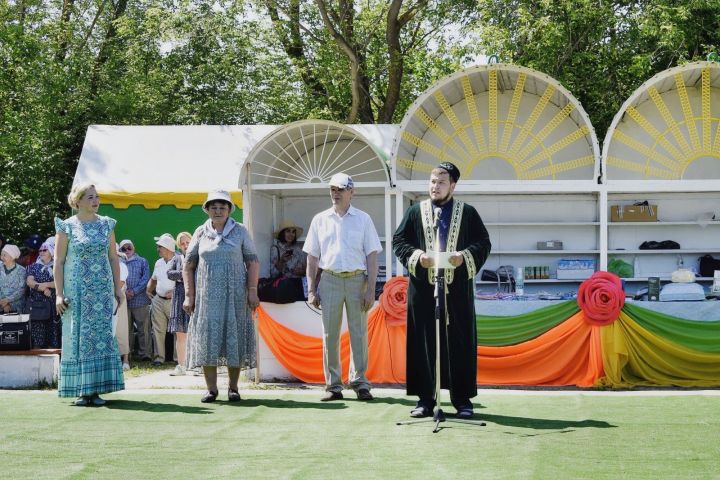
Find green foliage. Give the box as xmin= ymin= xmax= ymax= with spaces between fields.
xmin=471 ymin=0 xmax=720 ymax=141
xmin=2 ymin=0 xmax=720 ymax=244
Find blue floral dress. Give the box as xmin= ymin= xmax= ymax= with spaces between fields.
xmin=55 ymin=215 xmax=124 ymax=397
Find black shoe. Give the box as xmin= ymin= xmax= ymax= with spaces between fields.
xmin=321 ymin=391 xmax=343 ymax=401
xmin=201 ymin=390 xmax=218 ymax=403
xmin=228 ymin=388 xmax=241 ymax=402
xmin=356 ymin=388 xmax=373 ymax=401
xmin=151 ymin=360 xmax=163 ymax=367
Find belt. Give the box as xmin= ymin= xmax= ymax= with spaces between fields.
xmin=157 ymin=294 xmax=172 ymax=300
xmin=325 ymin=269 xmax=365 ymax=278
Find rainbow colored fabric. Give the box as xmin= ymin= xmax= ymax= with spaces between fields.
xmin=256 ymin=274 xmax=720 ymax=388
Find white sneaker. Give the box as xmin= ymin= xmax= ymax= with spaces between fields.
xmin=122 ymin=363 xmax=130 ymax=371
xmin=169 ymin=364 xmax=186 ymax=376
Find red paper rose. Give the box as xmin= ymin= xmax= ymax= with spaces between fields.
xmin=577 ymin=271 xmax=625 ymax=326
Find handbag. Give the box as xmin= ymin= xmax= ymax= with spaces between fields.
xmin=258 ymin=276 xmax=305 ymax=304
xmin=29 ymin=299 xmax=52 ymax=321
xmin=0 ymin=312 xmax=32 ymax=351
xmin=699 ymin=254 xmax=720 ymax=278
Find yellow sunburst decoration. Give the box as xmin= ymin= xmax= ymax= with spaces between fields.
xmin=604 ymin=61 xmax=720 ymax=180
xmin=393 ymin=64 xmax=599 ymax=182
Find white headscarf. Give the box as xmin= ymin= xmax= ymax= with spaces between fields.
xmin=202 ymin=217 xmax=238 ymax=247
xmin=1 ymin=244 xmax=21 ymax=260
xmin=35 ymin=239 xmax=55 ymax=274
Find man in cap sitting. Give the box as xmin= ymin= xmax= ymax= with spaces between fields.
xmin=393 ymin=162 xmax=491 ymax=419
xmin=304 ymin=172 xmax=382 ymax=402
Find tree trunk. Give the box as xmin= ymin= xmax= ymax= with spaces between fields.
xmin=55 ymin=0 xmax=75 ymax=63
xmin=89 ymin=0 xmax=128 ymax=100
xmin=379 ymin=0 xmax=404 ymax=123
xmin=265 ymin=0 xmax=329 ymax=103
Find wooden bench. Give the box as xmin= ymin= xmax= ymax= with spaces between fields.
xmin=0 ymin=349 xmax=60 ymax=388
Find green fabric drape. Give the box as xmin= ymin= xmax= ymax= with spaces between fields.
xmin=622 ymin=303 xmax=720 ymax=353
xmin=476 ymin=301 xmax=579 ymax=346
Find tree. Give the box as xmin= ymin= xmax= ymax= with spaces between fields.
xmin=471 ymin=0 xmax=720 ymax=141
xmin=260 ymin=0 xmax=477 ymax=123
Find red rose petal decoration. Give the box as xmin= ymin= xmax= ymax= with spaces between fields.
xmin=577 ymin=271 xmax=624 ymax=326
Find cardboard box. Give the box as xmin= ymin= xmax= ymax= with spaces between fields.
xmin=611 ymin=204 xmax=658 ymax=222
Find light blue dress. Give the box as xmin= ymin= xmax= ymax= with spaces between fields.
xmin=55 ymin=215 xmax=124 ymax=397
xmin=0 ymin=263 xmax=26 ymax=313
xmin=186 ymin=220 xmax=258 ymax=369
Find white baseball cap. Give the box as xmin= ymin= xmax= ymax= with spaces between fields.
xmin=328 ymin=173 xmax=354 ymax=189
xmin=155 ymin=233 xmax=176 ymax=252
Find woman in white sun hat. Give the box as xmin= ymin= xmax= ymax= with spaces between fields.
xmin=183 ymin=190 xmax=260 ymax=403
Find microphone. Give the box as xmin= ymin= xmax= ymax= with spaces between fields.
xmin=433 ymin=207 xmax=442 ymax=229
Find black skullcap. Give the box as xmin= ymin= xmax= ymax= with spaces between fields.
xmin=436 ymin=162 xmax=460 ymax=182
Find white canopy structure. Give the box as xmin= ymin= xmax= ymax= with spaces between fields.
xmin=75 ymin=124 xmax=277 ymax=208
xmin=603 ymin=61 xmax=720 ymax=190
xmin=239 ymin=120 xmax=398 ymax=277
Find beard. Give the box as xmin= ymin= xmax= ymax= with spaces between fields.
xmin=431 ymin=191 xmax=452 ymax=205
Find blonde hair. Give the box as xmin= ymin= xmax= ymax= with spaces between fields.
xmin=67 ymin=183 xmax=96 ymax=209
xmin=176 ymin=231 xmax=192 ymax=248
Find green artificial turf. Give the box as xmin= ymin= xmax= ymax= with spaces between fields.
xmin=2 ymin=390 xmax=719 ymax=479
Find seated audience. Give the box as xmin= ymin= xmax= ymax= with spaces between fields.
xmin=18 ymin=233 xmax=43 ymax=267
xmin=26 ymin=239 xmax=60 ymax=348
xmin=270 ymin=220 xmax=307 ymax=279
xmin=0 ymin=244 xmax=27 ymax=313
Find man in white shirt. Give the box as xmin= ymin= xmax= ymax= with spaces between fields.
xmin=146 ymin=233 xmax=176 ymax=366
xmin=304 ymin=173 xmax=382 ymax=401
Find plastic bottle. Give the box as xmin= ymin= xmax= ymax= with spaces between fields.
xmin=633 ymin=256 xmax=640 ymax=279
xmin=515 ymin=266 xmax=525 ymax=295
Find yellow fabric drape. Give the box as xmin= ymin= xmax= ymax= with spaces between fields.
xmin=98 ymin=191 xmax=244 ymax=209
xmin=599 ymin=311 xmax=720 ymax=388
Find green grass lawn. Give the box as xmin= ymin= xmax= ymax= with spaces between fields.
xmin=2 ymin=390 xmax=719 ymax=479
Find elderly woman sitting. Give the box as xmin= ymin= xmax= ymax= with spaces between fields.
xmin=26 ymin=239 xmax=60 ymax=348
xmin=0 ymin=244 xmax=27 ymax=313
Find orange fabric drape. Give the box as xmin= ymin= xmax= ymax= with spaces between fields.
xmin=365 ymin=307 xmax=407 ymax=383
xmin=256 ymin=306 xmax=351 ymax=383
xmin=477 ymin=311 xmax=604 ymax=387
xmin=257 ymin=304 xmax=603 ymax=387
xmin=257 ymin=304 xmax=407 ymax=384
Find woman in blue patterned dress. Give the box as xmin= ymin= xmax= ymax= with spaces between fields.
xmin=55 ymin=183 xmax=125 ymax=406
xmin=183 ymin=190 xmax=260 ymax=403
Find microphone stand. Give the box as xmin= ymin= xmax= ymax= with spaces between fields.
xmin=397 ymin=209 xmax=486 ymax=433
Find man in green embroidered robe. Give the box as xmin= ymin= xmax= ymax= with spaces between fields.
xmin=392 ymin=162 xmax=491 ymax=418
